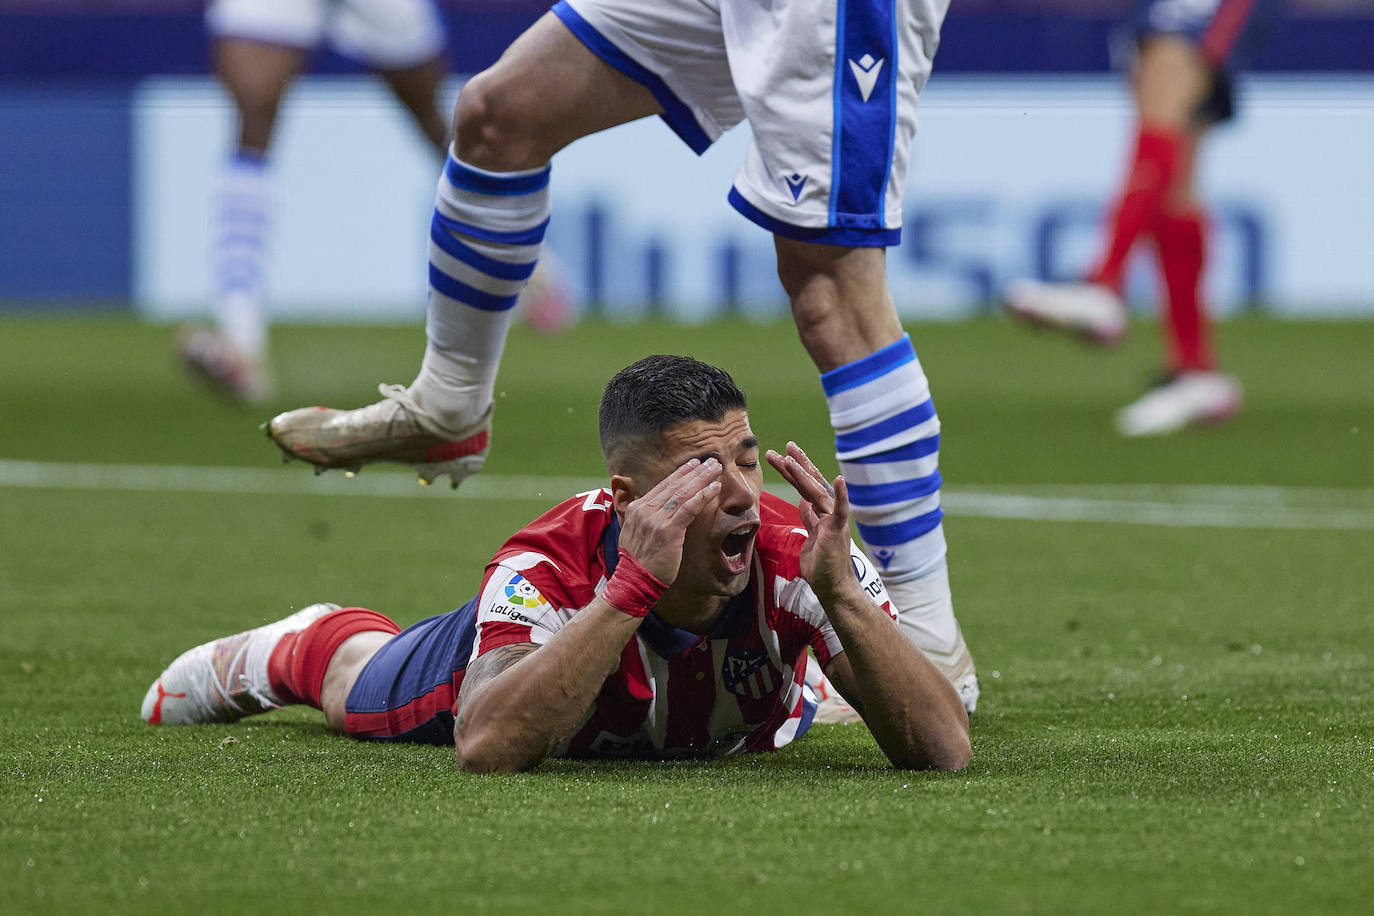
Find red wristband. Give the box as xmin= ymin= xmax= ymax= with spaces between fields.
xmin=601 ymin=548 xmax=669 ymax=619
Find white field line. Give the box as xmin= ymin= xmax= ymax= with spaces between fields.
xmin=2 ymin=459 xmax=1373 ymax=532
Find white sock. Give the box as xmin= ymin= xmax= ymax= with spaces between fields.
xmin=406 ymin=149 xmax=549 ymax=437
xmin=213 ymin=149 xmax=270 ymax=359
xmin=886 ymin=564 xmax=960 ymax=658
xmin=822 ymin=335 xmax=962 ymax=655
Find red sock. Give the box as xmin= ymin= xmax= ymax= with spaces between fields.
xmin=266 ymin=608 xmax=401 ymax=709
xmin=1154 ymin=208 xmax=1215 ymax=372
xmin=1090 ymin=125 xmax=1186 ymax=292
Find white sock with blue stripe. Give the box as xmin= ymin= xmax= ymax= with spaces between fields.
xmin=213 ymin=149 xmax=270 ymax=359
xmin=406 ymin=150 xmax=549 ymax=437
xmin=822 ymin=335 xmax=962 ymax=655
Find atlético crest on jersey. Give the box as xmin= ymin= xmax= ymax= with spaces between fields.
xmin=722 ymin=648 xmax=779 ymax=700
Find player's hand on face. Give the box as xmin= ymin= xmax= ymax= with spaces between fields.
xmin=766 ymin=442 xmax=857 ymax=604
xmin=618 ymin=457 xmax=722 ymax=585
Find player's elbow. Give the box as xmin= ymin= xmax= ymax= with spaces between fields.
xmin=890 ymin=717 xmax=972 ymax=772
xmin=454 ymin=724 xmax=543 ymax=774
xmin=924 ymin=729 xmax=973 ymax=772
xmin=890 ymin=740 xmax=971 ymax=773
xmin=456 ymin=747 xmax=532 ymax=774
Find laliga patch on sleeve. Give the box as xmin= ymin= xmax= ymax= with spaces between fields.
xmin=478 ymin=568 xmax=555 ymax=630
xmin=849 ymin=544 xmax=894 ymax=618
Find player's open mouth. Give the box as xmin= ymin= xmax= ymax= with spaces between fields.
xmin=720 ymin=524 xmax=758 ymax=575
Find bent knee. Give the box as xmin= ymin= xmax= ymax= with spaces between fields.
xmin=935 ymin=732 xmax=973 ymax=772
xmin=453 ymin=72 xmax=550 ymax=170
xmin=454 ymin=734 xmax=541 ymax=774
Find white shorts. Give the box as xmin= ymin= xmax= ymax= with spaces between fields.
xmin=554 ymin=0 xmax=950 ymax=246
xmin=206 ymin=0 xmax=446 ymax=70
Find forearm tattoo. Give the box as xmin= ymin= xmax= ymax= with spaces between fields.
xmin=458 ymin=643 xmax=539 ymax=704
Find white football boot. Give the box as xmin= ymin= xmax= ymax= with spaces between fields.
xmin=921 ymin=625 xmax=979 ymax=716
xmin=1004 ymin=279 xmax=1128 ymax=346
xmin=266 ymin=383 xmax=490 ymax=488
xmin=886 ymin=569 xmax=980 ymax=715
xmin=1115 ymin=370 xmax=1243 ymax=437
xmin=141 ymin=603 xmax=340 ymax=725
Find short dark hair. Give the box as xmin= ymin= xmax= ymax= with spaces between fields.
xmin=599 ymin=355 xmax=747 ymax=471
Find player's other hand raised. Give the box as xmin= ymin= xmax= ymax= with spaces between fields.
xmin=766 ymin=442 xmax=859 ymax=606
xmin=618 ymin=457 xmax=722 ymax=585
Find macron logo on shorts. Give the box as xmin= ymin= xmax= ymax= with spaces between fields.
xmin=784 ymin=173 xmax=808 ymax=202
xmin=849 ymin=54 xmax=885 ymax=103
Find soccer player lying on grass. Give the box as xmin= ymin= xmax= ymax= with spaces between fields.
xmin=143 ymin=356 xmax=970 ymax=771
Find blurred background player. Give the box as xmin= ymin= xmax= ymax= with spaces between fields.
xmin=178 ymin=0 xmax=449 ymax=403
xmin=179 ymin=0 xmax=573 ymax=403
xmin=1004 ymin=0 xmax=1273 ymax=437
xmin=265 ymin=0 xmax=981 ymax=712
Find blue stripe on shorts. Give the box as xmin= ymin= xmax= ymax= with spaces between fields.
xmin=830 ymin=0 xmax=897 ymax=229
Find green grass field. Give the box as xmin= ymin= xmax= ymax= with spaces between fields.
xmin=2 ymin=315 xmax=1372 ymax=914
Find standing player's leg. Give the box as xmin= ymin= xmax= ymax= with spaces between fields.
xmin=1004 ymin=35 xmax=1207 ymax=347
xmin=267 ymin=11 xmax=661 ymax=485
xmin=1092 ymin=36 xmax=1207 ymax=294
xmin=377 ymin=51 xmax=579 ymax=336
xmin=1005 ymin=14 xmax=1248 ymax=436
xmin=710 ymin=0 xmax=974 ymax=710
xmin=1113 ymin=35 xmax=1243 ymax=435
xmin=377 ymin=43 xmax=580 ymax=338
xmin=374 ymin=54 xmax=452 ymax=155
xmin=776 ymin=242 xmax=978 ymax=714
xmin=331 ymin=0 xmax=450 ymax=154
xmin=1116 ymin=108 xmax=1241 ymax=434
xmin=180 ymin=37 xmax=308 ymax=404
xmin=1153 ymin=132 xmax=1214 ymax=376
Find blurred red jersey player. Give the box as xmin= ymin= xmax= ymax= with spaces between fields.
xmin=1006 ymin=0 xmax=1275 ymax=436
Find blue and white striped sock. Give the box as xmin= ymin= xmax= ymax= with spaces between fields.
xmin=406 ymin=150 xmax=549 ymax=436
xmin=213 ymin=149 xmax=270 ymax=358
xmin=822 ymin=335 xmax=961 ymax=654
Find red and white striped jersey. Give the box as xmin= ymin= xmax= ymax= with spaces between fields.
xmin=470 ymin=488 xmax=896 ymax=759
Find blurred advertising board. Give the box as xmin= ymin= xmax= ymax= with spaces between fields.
xmin=131 ymin=74 xmax=1374 ymax=321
